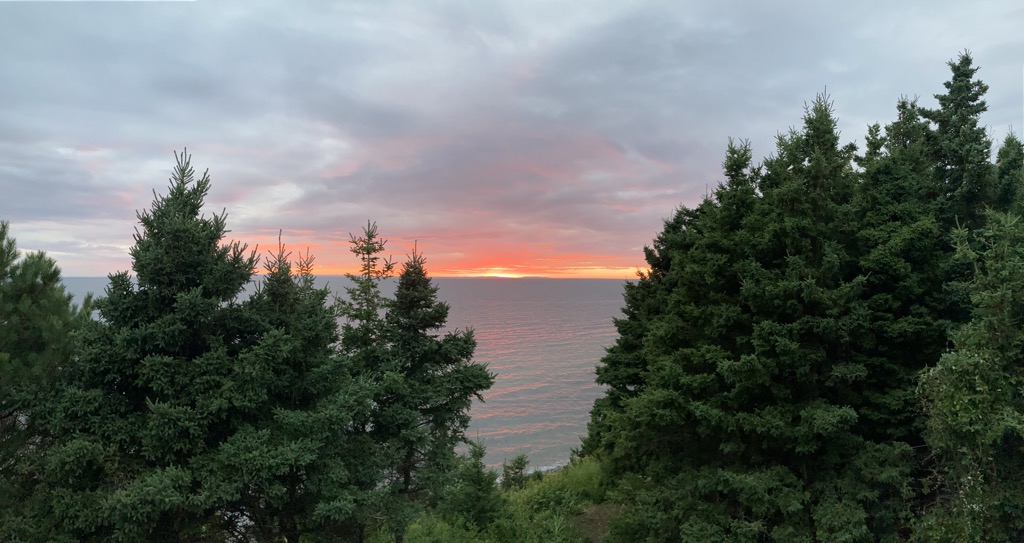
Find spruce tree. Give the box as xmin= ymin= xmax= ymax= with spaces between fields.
xmin=849 ymin=98 xmax=947 ymax=448
xmin=378 ymin=248 xmax=494 ymax=535
xmin=595 ymin=98 xmax=923 ymax=541
xmin=0 ymin=222 xmax=90 ymax=541
xmin=921 ymin=52 xmax=995 ymax=230
xmin=994 ymin=133 xmax=1024 ymax=212
xmin=334 ymin=221 xmax=395 ymax=539
xmin=580 ymin=200 xmax=712 ymax=458
xmin=216 ymin=240 xmax=375 ymax=542
xmin=27 ymin=152 xmax=276 ymax=541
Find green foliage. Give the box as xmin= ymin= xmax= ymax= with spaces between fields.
xmin=13 ymin=152 xmax=375 ymax=542
xmin=338 ymin=221 xmax=394 ymax=357
xmin=994 ymin=132 xmax=1024 ymax=212
xmin=338 ymin=232 xmax=495 ymax=539
xmin=921 ymin=52 xmax=995 ymax=229
xmin=917 ymin=212 xmax=1024 ymax=542
xmin=27 ymin=150 xmax=266 ymax=541
xmin=403 ymin=514 xmax=486 ymax=543
xmin=0 ymin=221 xmax=91 ymax=542
xmin=513 ymin=457 xmax=605 ymax=517
xmin=584 ymin=53 xmax=1011 ymax=541
xmin=220 ymin=239 xmax=377 ymax=542
xmin=436 ymin=441 xmax=506 ymax=530
xmin=850 ymin=97 xmax=949 ymax=449
xmin=332 ymin=221 xmax=397 ymax=536
xmin=380 ymin=247 xmax=493 ymax=505
xmin=487 ymin=460 xmax=605 ymax=543
xmin=586 ymin=95 xmax=933 ymax=541
xmin=501 ymin=454 xmax=531 ymax=491
xmin=408 ymin=448 xmax=595 ymax=543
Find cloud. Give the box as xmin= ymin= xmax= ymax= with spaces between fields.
xmin=1 ymin=0 xmax=1022 ymax=277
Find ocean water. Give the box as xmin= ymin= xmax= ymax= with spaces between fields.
xmin=61 ymin=276 xmax=626 ymax=470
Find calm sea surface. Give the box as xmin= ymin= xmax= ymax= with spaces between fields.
xmin=61 ymin=276 xmax=626 ymax=470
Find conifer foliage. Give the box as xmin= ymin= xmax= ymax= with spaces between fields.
xmin=17 ymin=152 xmax=380 ymax=542
xmin=336 ymin=226 xmax=495 ymax=537
xmin=587 ymin=53 xmax=1015 ymax=541
xmin=0 ymin=222 xmax=91 ymax=541
xmin=380 ymin=248 xmax=494 ymax=522
xmin=0 ymin=152 xmax=495 ymax=541
xmin=222 ymin=240 xmax=375 ymax=542
xmin=917 ymin=213 xmax=1024 ymax=542
xmin=25 ymin=152 xmax=276 ymax=541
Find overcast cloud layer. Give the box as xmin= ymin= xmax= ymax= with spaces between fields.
xmin=2 ymin=0 xmax=1022 ymax=278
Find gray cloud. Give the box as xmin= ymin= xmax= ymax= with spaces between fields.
xmin=1 ymin=0 xmax=1022 ymax=276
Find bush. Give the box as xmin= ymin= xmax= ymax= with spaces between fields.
xmin=404 ymin=514 xmax=488 ymax=543
xmin=437 ymin=441 xmax=506 ymax=529
xmin=501 ymin=454 xmax=531 ymax=491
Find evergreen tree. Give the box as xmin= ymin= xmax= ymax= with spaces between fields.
xmin=436 ymin=441 xmax=505 ymax=530
xmin=334 ymin=221 xmax=395 ymax=539
xmin=594 ymin=98 xmax=922 ymax=541
xmin=216 ymin=240 xmax=375 ymax=542
xmin=0 ymin=222 xmax=90 ymax=541
xmin=917 ymin=212 xmax=1024 ymax=542
xmin=921 ymin=52 xmax=995 ymax=229
xmin=339 ymin=221 xmax=394 ymax=359
xmin=994 ymin=132 xmax=1024 ymax=212
xmin=580 ymin=200 xmax=713 ymax=458
xmin=378 ymin=247 xmax=494 ymax=536
xmin=919 ymin=54 xmax=999 ymax=354
xmin=849 ymin=98 xmax=947 ymax=447
xmin=24 ymin=151 xmax=279 ymax=541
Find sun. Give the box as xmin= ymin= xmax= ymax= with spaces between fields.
xmin=468 ymin=267 xmax=526 ymax=278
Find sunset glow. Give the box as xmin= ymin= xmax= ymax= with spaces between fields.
xmin=193 ymin=230 xmax=648 ymax=280
xmin=3 ymin=2 xmax=1021 ymax=280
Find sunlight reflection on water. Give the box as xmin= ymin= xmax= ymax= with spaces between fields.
xmin=434 ymin=278 xmax=623 ymax=470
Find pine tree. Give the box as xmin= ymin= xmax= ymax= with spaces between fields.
xmin=378 ymin=248 xmax=494 ymax=536
xmin=0 ymin=222 xmax=91 ymax=541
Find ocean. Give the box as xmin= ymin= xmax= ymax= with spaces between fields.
xmin=61 ymin=276 xmax=626 ymax=471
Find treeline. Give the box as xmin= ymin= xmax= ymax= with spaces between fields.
xmin=582 ymin=52 xmax=1024 ymax=541
xmin=0 ymin=155 xmax=503 ymax=541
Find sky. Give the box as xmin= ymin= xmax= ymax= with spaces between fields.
xmin=1 ymin=1 xmax=1022 ymax=279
